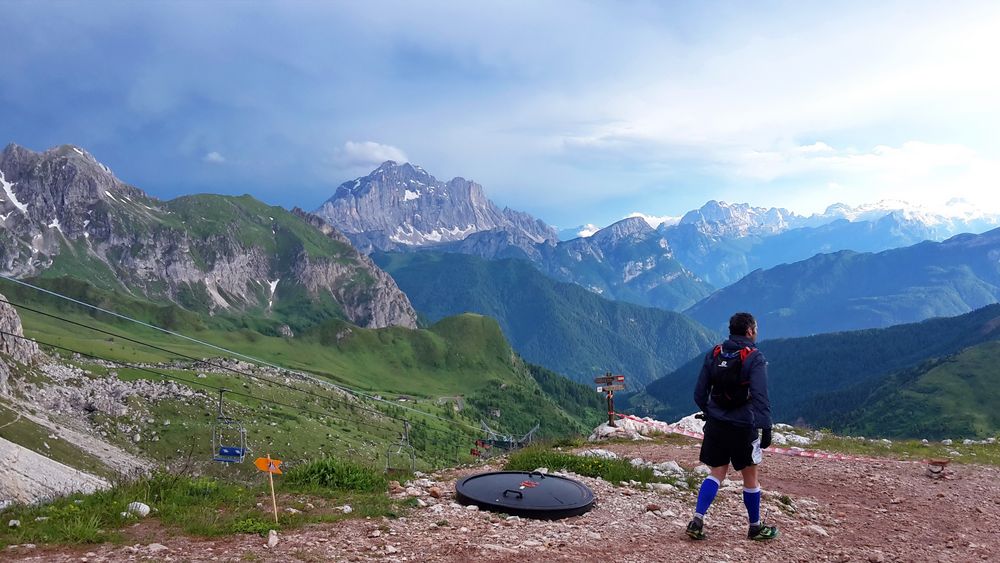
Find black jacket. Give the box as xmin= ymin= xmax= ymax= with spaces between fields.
xmin=693 ymin=335 xmax=773 ymax=429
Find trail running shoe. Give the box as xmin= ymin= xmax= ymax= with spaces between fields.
xmin=748 ymin=523 xmax=779 ymax=541
xmin=686 ymin=518 xmax=706 ymax=540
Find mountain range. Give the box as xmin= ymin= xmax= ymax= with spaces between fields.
xmin=316 ymin=162 xmax=1000 ymax=312
xmin=0 ymin=143 xmax=417 ymax=331
xmin=685 ymin=227 xmax=1000 ymax=338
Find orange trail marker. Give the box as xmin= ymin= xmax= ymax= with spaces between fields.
xmin=255 ymin=455 xmax=283 ymax=523
xmin=255 ymin=456 xmax=283 ymax=474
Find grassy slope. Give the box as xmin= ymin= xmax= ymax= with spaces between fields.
xmin=818 ymin=340 xmax=1000 ymax=439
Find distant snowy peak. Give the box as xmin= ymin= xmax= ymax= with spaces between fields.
xmin=315 ymin=161 xmax=557 ymax=251
xmin=816 ymin=200 xmax=1000 ymax=234
xmin=819 ymin=200 xmax=939 ymax=224
xmin=679 ymin=200 xmax=804 ymax=238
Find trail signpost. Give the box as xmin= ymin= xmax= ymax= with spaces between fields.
xmin=594 ymin=373 xmax=626 ymax=427
xmin=255 ymin=455 xmax=283 ymax=523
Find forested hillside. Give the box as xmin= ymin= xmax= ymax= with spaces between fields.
xmin=374 ymin=251 xmax=717 ymax=386
xmin=806 ymin=340 xmax=1000 ymax=438
xmin=631 ymin=304 xmax=1000 ymax=437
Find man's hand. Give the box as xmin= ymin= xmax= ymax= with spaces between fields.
xmin=760 ymin=427 xmax=772 ymax=449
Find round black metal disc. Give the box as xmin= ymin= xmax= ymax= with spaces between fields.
xmin=455 ymin=471 xmax=595 ymax=519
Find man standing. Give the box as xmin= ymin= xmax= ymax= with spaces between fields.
xmin=686 ymin=312 xmax=778 ymax=541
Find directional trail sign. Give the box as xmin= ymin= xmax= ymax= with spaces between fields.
xmin=597 ymin=384 xmax=626 ymax=392
xmin=255 ymin=456 xmax=283 ymax=474
xmin=594 ymin=374 xmax=626 ymax=385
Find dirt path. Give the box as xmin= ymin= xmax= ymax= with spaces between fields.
xmin=9 ymin=441 xmax=1000 ymax=562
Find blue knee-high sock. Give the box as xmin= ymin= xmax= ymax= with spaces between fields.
xmin=743 ymin=487 xmax=761 ymax=526
xmin=694 ymin=476 xmax=720 ymax=518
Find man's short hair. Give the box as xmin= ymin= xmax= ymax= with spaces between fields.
xmin=729 ymin=312 xmax=756 ymax=336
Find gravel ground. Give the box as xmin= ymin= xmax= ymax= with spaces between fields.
xmin=8 ymin=440 xmax=1000 ymax=562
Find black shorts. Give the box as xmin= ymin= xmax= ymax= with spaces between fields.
xmin=699 ymin=418 xmax=762 ymax=471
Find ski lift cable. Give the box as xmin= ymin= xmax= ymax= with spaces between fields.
xmin=0 ymin=296 xmax=399 ymax=423
xmin=0 ymin=276 xmax=487 ymax=435
xmin=0 ymin=329 xmax=397 ymax=434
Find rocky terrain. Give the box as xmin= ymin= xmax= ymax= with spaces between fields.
xmin=0 ymin=292 xmax=41 ymax=394
xmin=8 ymin=435 xmax=998 ymax=562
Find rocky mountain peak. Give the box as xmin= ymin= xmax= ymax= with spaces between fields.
xmin=679 ymin=200 xmax=801 ymax=238
xmin=1 ymin=144 xmax=156 ymax=274
xmin=590 ymin=216 xmax=655 ymax=246
xmin=315 ymin=162 xmax=557 ymax=252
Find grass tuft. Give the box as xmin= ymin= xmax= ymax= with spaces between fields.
xmin=505 ymin=447 xmax=672 ymax=485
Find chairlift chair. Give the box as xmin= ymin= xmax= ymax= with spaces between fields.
xmin=211 ymin=389 xmax=247 ymax=463
xmin=385 ymin=421 xmax=416 ymax=475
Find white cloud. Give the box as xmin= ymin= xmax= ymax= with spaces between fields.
xmin=724 ymin=141 xmax=1000 ymax=214
xmin=203 ymin=151 xmax=226 ymax=164
xmin=626 ymin=212 xmax=681 ymax=229
xmin=335 ymin=141 xmax=408 ymax=168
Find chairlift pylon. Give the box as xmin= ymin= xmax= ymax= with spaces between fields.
xmin=211 ymin=389 xmax=247 ymax=463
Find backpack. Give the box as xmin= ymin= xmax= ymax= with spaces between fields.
xmin=707 ymin=344 xmax=757 ymax=409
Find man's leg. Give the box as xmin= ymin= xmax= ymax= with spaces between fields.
xmin=695 ymin=465 xmax=728 ymax=519
xmin=739 ymin=465 xmax=761 ymax=525
xmin=739 ymin=464 xmax=779 ymax=540
xmin=687 ymin=465 xmax=727 ymax=539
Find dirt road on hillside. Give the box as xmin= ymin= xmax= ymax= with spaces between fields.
xmin=9 ymin=440 xmax=1000 ymax=562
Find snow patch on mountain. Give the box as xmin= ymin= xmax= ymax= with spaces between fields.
xmin=267 ymin=279 xmax=279 ymax=309
xmin=0 ymin=170 xmax=29 ymax=214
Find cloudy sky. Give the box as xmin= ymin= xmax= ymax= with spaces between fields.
xmin=4 ymin=1 xmax=1000 ymax=229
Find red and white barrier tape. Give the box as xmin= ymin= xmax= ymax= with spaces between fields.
xmin=614 ymin=413 xmax=925 ymax=465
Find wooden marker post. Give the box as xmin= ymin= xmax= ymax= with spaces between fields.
xmin=594 ymin=373 xmax=626 ymax=427
xmin=254 ymin=455 xmax=283 ymax=524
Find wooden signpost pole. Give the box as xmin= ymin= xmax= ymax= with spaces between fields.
xmin=267 ymin=454 xmax=278 ymax=524
xmin=594 ymin=372 xmax=626 ymax=428
xmin=256 ymin=455 xmax=283 ymax=524
xmin=607 ymin=389 xmax=615 ymax=427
